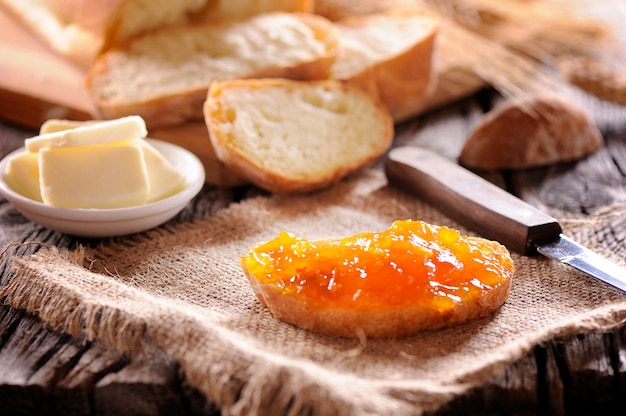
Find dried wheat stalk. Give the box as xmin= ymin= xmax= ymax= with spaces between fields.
xmin=314 ymin=0 xmax=626 ymax=106
xmin=417 ymin=0 xmax=626 ymax=106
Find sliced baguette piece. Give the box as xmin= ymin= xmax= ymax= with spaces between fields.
xmin=241 ymin=220 xmax=514 ymax=338
xmin=86 ymin=12 xmax=339 ymax=128
xmin=204 ymin=78 xmax=394 ymax=194
xmin=331 ymin=12 xmax=438 ymax=121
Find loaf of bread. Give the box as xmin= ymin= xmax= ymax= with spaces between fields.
xmin=331 ymin=12 xmax=438 ymax=121
xmin=204 ymin=78 xmax=394 ymax=194
xmin=85 ymin=12 xmax=339 ymax=129
xmin=0 ymin=0 xmax=314 ymax=67
xmin=459 ymin=95 xmax=604 ymax=170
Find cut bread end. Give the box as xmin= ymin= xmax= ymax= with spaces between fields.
xmin=459 ymin=95 xmax=604 ymax=170
xmin=204 ymin=78 xmax=394 ymax=194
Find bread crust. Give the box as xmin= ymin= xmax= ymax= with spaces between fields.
xmin=149 ymin=122 xmax=249 ymax=187
xmin=332 ymin=12 xmax=439 ymax=121
xmin=204 ymin=78 xmax=394 ymax=194
xmin=86 ymin=12 xmax=339 ymax=129
xmin=459 ymin=95 xmax=604 ymax=170
xmin=243 ymin=235 xmax=512 ymax=339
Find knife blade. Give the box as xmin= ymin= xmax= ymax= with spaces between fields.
xmin=385 ymin=146 xmax=626 ymax=292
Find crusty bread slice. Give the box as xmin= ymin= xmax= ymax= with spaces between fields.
xmin=246 ymin=254 xmax=511 ymax=338
xmin=241 ymin=221 xmax=514 ymax=338
xmin=204 ymin=78 xmax=394 ymax=194
xmin=331 ymin=12 xmax=438 ymax=121
xmin=85 ymin=12 xmax=339 ymax=128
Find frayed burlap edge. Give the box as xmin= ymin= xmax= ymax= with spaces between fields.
xmin=2 ymin=246 xmax=449 ymax=415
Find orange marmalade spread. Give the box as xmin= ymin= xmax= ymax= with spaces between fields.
xmin=241 ymin=220 xmax=515 ymax=312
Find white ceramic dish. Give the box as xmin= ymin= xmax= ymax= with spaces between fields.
xmin=0 ymin=139 xmax=205 ymax=238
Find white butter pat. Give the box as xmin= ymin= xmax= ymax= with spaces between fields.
xmin=141 ymin=141 xmax=187 ymax=202
xmin=5 ymin=116 xmax=187 ymax=209
xmin=4 ymin=151 xmax=42 ymax=202
xmin=39 ymin=141 xmax=150 ymax=209
xmin=25 ymin=115 xmax=147 ymax=152
xmin=39 ymin=119 xmax=100 ymax=134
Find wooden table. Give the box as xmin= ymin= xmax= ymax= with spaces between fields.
xmin=1 ymin=89 xmax=626 ymax=415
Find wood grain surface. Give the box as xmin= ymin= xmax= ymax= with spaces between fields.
xmin=1 ymin=89 xmax=626 ymax=414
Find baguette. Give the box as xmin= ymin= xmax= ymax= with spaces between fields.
xmin=0 ymin=0 xmax=315 ymax=67
xmin=331 ymin=12 xmax=438 ymax=121
xmin=85 ymin=12 xmax=339 ymax=129
xmin=459 ymin=95 xmax=604 ymax=170
xmin=204 ymin=78 xmax=394 ymax=194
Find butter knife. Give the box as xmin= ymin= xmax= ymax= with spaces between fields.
xmin=385 ymin=146 xmax=626 ymax=292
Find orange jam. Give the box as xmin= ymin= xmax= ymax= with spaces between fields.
xmin=241 ymin=220 xmax=515 ymax=311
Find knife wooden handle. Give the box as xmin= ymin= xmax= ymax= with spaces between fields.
xmin=385 ymin=146 xmax=563 ymax=255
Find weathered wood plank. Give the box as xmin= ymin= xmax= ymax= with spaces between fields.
xmin=428 ymin=352 xmax=541 ymax=415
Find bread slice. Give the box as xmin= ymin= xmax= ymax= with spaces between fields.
xmin=246 ymin=255 xmax=511 ymax=338
xmin=204 ymin=78 xmax=394 ymax=194
xmin=331 ymin=12 xmax=438 ymax=121
xmin=459 ymin=95 xmax=604 ymax=170
xmin=85 ymin=12 xmax=339 ymax=129
xmin=241 ymin=220 xmax=514 ymax=338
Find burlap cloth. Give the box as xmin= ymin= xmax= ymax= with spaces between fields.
xmin=2 ymin=169 xmax=626 ymax=415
